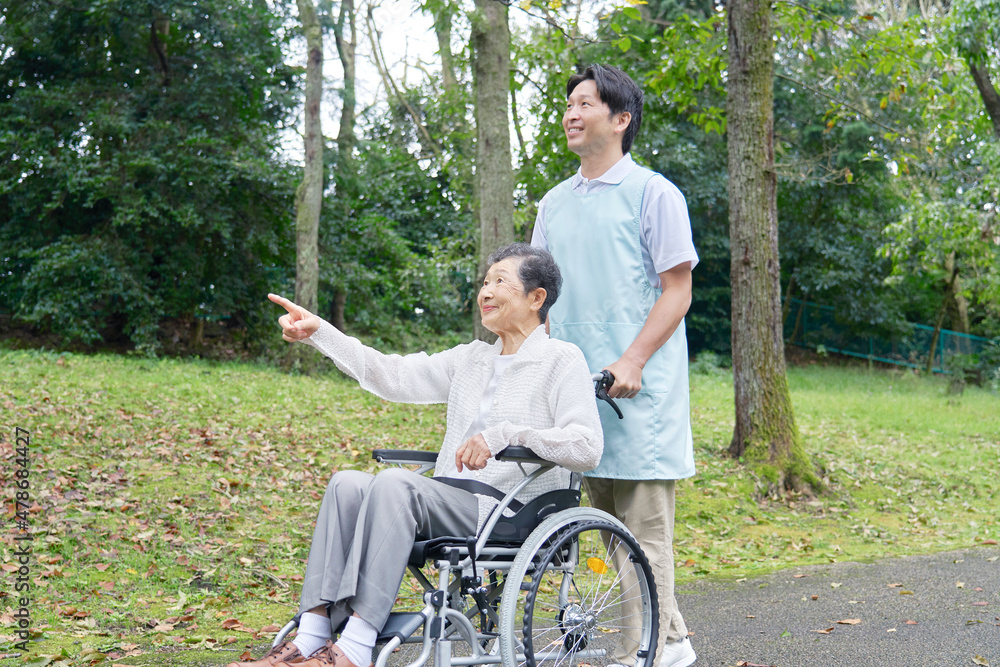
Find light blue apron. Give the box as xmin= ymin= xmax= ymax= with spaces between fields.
xmin=545 ymin=166 xmax=695 ymax=480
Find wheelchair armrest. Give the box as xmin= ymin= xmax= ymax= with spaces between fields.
xmin=494 ymin=446 xmax=551 ymax=465
xmin=372 ymin=449 xmax=437 ymax=466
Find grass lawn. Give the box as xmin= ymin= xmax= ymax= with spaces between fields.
xmin=1 ymin=347 xmax=997 ymax=666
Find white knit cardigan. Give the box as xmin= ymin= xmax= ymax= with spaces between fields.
xmin=304 ymin=322 xmax=604 ymax=529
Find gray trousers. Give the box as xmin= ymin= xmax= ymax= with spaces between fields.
xmin=298 ymin=468 xmax=479 ymax=633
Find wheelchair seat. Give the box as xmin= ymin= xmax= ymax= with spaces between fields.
xmin=408 ymin=487 xmax=581 ymax=567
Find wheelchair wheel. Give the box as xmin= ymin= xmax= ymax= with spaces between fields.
xmin=498 ymin=509 xmax=658 ymax=667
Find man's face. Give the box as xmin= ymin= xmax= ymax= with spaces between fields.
xmin=562 ymin=79 xmax=627 ymax=159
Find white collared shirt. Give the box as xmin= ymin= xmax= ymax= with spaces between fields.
xmin=532 ymin=154 xmax=699 ymax=288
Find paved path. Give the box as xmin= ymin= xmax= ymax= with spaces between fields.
xmin=677 ymin=546 xmax=1000 ymax=667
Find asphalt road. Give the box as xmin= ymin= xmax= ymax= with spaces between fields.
xmin=677 ymin=546 xmax=1000 ymax=667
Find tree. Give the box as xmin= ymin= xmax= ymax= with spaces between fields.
xmin=726 ymin=0 xmax=815 ymax=492
xmin=471 ymin=0 xmax=515 ymax=341
xmin=294 ymin=0 xmax=324 ymax=335
xmin=325 ymin=0 xmax=359 ymax=331
xmin=953 ymin=0 xmax=1000 ymax=136
xmin=0 ymin=0 xmax=297 ymax=353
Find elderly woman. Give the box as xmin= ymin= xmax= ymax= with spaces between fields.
xmin=230 ymin=243 xmax=603 ymax=667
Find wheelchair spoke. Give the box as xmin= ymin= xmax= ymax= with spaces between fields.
xmin=513 ymin=520 xmax=658 ymax=667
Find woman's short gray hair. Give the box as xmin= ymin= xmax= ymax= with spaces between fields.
xmin=486 ymin=243 xmax=562 ymax=323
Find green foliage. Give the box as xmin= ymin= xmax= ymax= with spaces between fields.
xmin=0 ymin=0 xmax=299 ymax=352
xmin=949 ymin=0 xmax=1000 ymax=65
xmin=14 ymin=236 xmax=158 ymax=348
xmin=319 ymin=103 xmax=478 ymax=342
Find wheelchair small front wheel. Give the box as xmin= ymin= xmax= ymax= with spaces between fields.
xmin=501 ymin=517 xmax=658 ymax=667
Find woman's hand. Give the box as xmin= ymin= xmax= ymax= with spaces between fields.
xmin=268 ymin=293 xmax=321 ymax=341
xmin=455 ymin=434 xmax=492 ymax=472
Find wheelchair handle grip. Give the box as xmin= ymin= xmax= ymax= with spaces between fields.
xmin=592 ymin=370 xmax=623 ymax=420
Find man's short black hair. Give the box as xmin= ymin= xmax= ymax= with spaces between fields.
xmin=567 ymin=64 xmax=644 ymax=154
xmin=486 ymin=243 xmax=562 ymax=323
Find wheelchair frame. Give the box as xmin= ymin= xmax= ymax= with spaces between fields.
xmin=272 ymin=443 xmax=659 ymax=667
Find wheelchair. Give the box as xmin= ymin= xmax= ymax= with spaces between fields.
xmin=272 ymin=373 xmax=659 ymax=667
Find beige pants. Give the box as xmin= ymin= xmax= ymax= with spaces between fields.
xmin=584 ymin=477 xmax=688 ymax=664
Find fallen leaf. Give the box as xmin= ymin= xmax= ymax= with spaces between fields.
xmin=260 ymin=624 xmax=281 ymax=633
xmin=811 ymin=595 xmax=819 ymax=600
xmin=793 ymin=574 xmax=809 ymax=578
xmin=900 ymin=590 xmax=914 ymax=595
xmin=957 ymin=581 xmax=965 ymax=588
xmin=982 ymin=539 xmax=998 ymax=545
xmin=831 ymin=582 xmax=843 ymax=589
xmin=905 ymin=620 xmax=918 ymax=625
xmin=887 ymin=582 xmax=903 ymax=588
xmin=836 ymin=618 xmax=861 ymax=625
xmin=815 ymin=627 xmax=834 ymax=634
xmin=972 ymin=656 xmax=989 ymax=666
xmin=95 ymin=564 xmax=111 ymax=572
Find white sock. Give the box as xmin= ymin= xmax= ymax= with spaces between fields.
xmin=335 ymin=615 xmax=378 ymax=667
xmin=293 ymin=611 xmax=332 ymax=657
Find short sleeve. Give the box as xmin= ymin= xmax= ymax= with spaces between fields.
xmin=640 ymin=175 xmax=699 ymax=281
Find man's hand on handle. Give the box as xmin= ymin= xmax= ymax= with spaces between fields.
xmin=603 ymin=356 xmax=643 ymax=399
xmin=268 ymin=293 xmax=322 ymax=342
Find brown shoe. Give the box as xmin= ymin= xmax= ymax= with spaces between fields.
xmin=275 ymin=641 xmax=373 ymax=667
xmin=226 ymin=640 xmax=303 ymax=667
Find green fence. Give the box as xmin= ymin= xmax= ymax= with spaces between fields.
xmin=783 ymin=298 xmax=1000 ymax=375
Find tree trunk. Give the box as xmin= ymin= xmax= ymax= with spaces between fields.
xmin=330 ymin=0 xmax=357 ymax=331
xmin=334 ymin=0 xmax=357 ymax=164
xmin=926 ymin=253 xmax=963 ymax=374
xmin=432 ymin=3 xmax=457 ymax=91
xmin=330 ymin=288 xmax=347 ymax=332
xmin=471 ymin=0 xmax=514 ymax=342
xmin=292 ymin=0 xmax=323 ymax=370
xmin=149 ymin=16 xmax=170 ymax=86
xmin=942 ymin=251 xmax=970 ymax=334
xmin=926 ymin=301 xmax=946 ymax=375
xmin=968 ymin=60 xmax=1000 ymax=139
xmin=726 ymin=0 xmax=815 ymax=494
xmin=780 ymin=273 xmax=796 ymax=326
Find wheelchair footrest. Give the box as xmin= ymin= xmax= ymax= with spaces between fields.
xmin=377 ymin=611 xmax=427 ymax=644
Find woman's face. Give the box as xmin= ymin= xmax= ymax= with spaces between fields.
xmin=478 ymin=258 xmax=542 ymax=335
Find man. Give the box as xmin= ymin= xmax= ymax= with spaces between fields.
xmin=531 ymin=64 xmax=699 ymax=667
